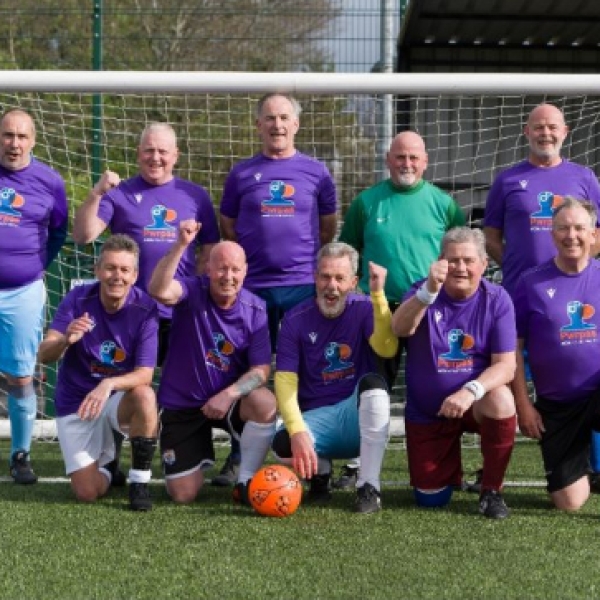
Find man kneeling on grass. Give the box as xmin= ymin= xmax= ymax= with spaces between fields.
xmin=37 ymin=234 xmax=159 ymax=511
xmin=272 ymin=242 xmax=397 ymax=514
xmin=392 ymin=227 xmax=517 ymax=519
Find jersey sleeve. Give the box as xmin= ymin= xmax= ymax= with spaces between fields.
xmin=219 ymin=169 xmax=240 ymax=219
xmin=484 ymin=173 xmax=506 ymax=230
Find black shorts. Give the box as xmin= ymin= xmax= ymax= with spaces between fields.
xmin=159 ymin=401 xmax=244 ymax=476
xmin=537 ymin=392 xmax=600 ymax=493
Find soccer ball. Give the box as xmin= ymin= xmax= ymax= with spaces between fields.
xmin=248 ymin=465 xmax=302 ymax=518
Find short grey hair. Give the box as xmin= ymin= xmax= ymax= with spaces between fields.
xmin=552 ymin=196 xmax=597 ymax=229
xmin=139 ymin=122 xmax=177 ymax=146
xmin=317 ymin=242 xmax=359 ymax=276
xmin=255 ymin=93 xmax=302 ymax=119
xmin=99 ymin=234 xmax=140 ymax=269
xmin=441 ymin=227 xmax=487 ymax=261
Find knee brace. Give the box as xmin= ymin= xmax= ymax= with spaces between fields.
xmin=271 ymin=429 xmax=292 ymax=459
xmin=358 ymin=373 xmax=388 ymax=396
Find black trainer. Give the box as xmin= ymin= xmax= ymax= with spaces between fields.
xmin=129 ymin=482 xmax=152 ymax=511
xmin=10 ymin=450 xmax=37 ymax=485
xmin=355 ymin=482 xmax=381 ymax=514
xmin=590 ymin=473 xmax=600 ymax=494
xmin=232 ymin=480 xmax=251 ymax=506
xmin=211 ymin=454 xmax=240 ymax=487
xmin=332 ymin=465 xmax=359 ymax=490
xmin=479 ymin=489 xmax=509 ymax=519
xmin=307 ymin=473 xmax=332 ymax=503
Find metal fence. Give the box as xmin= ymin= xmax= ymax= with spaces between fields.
xmin=0 ymin=0 xmax=402 ymax=74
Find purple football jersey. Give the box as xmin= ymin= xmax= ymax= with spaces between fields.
xmin=97 ymin=175 xmax=219 ymax=317
xmin=50 ymin=283 xmax=159 ymax=417
xmin=0 ymin=159 xmax=68 ymax=289
xmin=158 ymin=276 xmax=271 ymax=410
xmin=514 ymin=259 xmax=600 ymax=402
xmin=484 ymin=159 xmax=600 ymax=299
xmin=219 ymin=152 xmax=337 ymax=290
xmin=403 ymin=279 xmax=516 ymax=424
xmin=276 ymin=294 xmax=377 ymax=411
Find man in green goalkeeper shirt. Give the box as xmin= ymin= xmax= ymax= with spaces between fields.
xmin=338 ymin=131 xmax=465 ymax=487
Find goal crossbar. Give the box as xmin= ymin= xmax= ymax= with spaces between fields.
xmin=3 ymin=70 xmax=600 ymax=95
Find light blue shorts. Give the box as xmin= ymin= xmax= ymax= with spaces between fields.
xmin=0 ymin=279 xmax=45 ymax=378
xmin=300 ymin=389 xmax=361 ymax=459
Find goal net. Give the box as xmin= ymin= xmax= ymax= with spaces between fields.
xmin=1 ymin=71 xmax=599 ymax=438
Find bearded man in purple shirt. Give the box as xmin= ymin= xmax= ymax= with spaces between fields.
xmin=148 ymin=223 xmax=276 ymax=505
xmin=272 ymin=242 xmax=396 ymax=514
xmin=38 ymin=235 xmax=159 ymax=511
xmin=392 ymin=227 xmax=516 ymax=519
xmin=0 ymin=108 xmax=68 ymax=484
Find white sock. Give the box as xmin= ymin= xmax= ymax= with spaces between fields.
xmin=356 ymin=388 xmax=390 ymax=492
xmin=99 ymin=467 xmax=112 ymax=485
xmin=237 ymin=420 xmax=276 ymax=483
xmin=128 ymin=468 xmax=151 ymax=484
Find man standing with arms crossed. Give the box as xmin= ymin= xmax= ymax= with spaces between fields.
xmin=0 ymin=108 xmax=68 ymax=483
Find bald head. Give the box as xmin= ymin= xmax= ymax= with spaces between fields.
xmin=386 ymin=131 xmax=428 ymax=187
xmin=525 ymin=103 xmax=568 ymax=167
xmin=0 ymin=109 xmax=36 ymax=171
xmin=208 ymin=241 xmax=248 ymax=308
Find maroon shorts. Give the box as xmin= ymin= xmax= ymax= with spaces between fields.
xmin=406 ymin=408 xmax=480 ymax=490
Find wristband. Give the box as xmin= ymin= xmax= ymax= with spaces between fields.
xmin=415 ymin=283 xmax=438 ymax=306
xmin=463 ymin=380 xmax=486 ymax=401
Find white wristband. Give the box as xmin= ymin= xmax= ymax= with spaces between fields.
xmin=463 ymin=380 xmax=486 ymax=402
xmin=415 ymin=282 xmax=438 ymax=306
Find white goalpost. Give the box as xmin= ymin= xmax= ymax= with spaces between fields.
xmin=2 ymin=70 xmax=600 ymax=439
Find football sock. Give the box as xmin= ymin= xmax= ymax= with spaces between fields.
xmin=356 ymin=387 xmax=390 ymax=492
xmin=8 ymin=385 xmax=37 ymax=459
xmin=238 ymin=420 xmax=276 ymax=483
xmin=479 ymin=414 xmax=516 ymax=492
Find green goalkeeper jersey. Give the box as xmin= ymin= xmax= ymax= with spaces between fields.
xmin=339 ymin=178 xmax=465 ymax=303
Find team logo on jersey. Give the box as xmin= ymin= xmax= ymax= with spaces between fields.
xmin=0 ymin=187 xmax=25 ymax=226
xmin=261 ymin=180 xmax=295 ymax=216
xmin=91 ymin=340 xmax=127 ymax=377
xmin=434 ymin=310 xmax=443 ymax=323
xmin=321 ymin=342 xmax=355 ymax=382
xmin=560 ymin=300 xmax=597 ymax=344
xmin=206 ymin=332 xmax=235 ymax=372
xmin=547 ymin=288 xmax=556 ymax=298
xmin=254 ymin=172 xmax=262 ymax=181
xmin=143 ymin=204 xmax=178 ymax=241
xmin=437 ymin=328 xmax=474 ymax=371
xmin=135 ymin=193 xmax=143 ymax=204
xmin=530 ymin=191 xmax=563 ymax=230
xmin=309 ymin=332 xmax=318 ymax=343
xmin=520 ymin=180 xmax=528 ymax=189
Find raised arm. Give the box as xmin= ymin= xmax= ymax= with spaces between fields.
xmin=392 ymin=258 xmax=448 ymax=337
xmin=72 ymin=170 xmax=120 ymax=244
xmin=148 ymin=219 xmax=200 ymax=306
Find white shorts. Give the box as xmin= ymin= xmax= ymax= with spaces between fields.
xmin=56 ymin=391 xmax=125 ymax=475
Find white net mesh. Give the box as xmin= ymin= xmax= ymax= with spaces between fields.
xmin=0 ymin=88 xmax=597 ymax=425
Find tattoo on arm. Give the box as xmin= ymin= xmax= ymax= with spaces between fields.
xmin=234 ymin=372 xmax=264 ymax=398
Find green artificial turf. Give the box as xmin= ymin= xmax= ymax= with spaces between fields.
xmin=0 ymin=439 xmax=597 ymax=600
